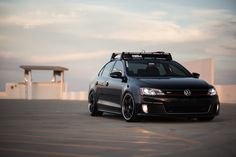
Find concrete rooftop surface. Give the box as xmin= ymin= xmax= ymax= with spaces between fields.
xmin=0 ymin=100 xmax=235 ymax=157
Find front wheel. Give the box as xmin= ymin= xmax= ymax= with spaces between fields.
xmin=121 ymin=93 xmax=140 ymax=122
xmin=88 ymin=91 xmax=103 ymax=116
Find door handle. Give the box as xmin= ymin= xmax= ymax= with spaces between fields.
xmin=106 ymin=81 xmax=109 ymax=86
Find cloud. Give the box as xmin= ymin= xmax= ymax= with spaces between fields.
xmin=206 ymin=44 xmax=236 ymax=56
xmin=191 ymin=9 xmax=236 ymax=35
xmin=108 ymin=21 xmax=205 ymax=43
xmin=76 ymin=6 xmax=209 ymax=43
xmin=0 ymin=35 xmax=7 ymax=41
xmin=29 ymin=51 xmax=109 ymax=63
xmin=0 ymin=9 xmax=82 ymax=29
xmin=0 ymin=3 xmax=209 ymax=43
xmin=192 ymin=9 xmax=235 ymax=20
xmin=0 ymin=50 xmax=109 ymax=63
xmin=1 ymin=3 xmax=235 ymax=45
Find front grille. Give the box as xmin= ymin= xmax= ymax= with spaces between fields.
xmin=163 ymin=89 xmax=209 ymax=97
xmin=164 ymin=104 xmax=211 ymax=113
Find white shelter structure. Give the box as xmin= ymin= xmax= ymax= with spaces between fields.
xmin=20 ymin=65 xmax=68 ymax=99
xmin=0 ymin=65 xmax=68 ymax=100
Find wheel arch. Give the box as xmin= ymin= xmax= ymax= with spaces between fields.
xmin=121 ymin=90 xmax=132 ymax=103
xmin=88 ymin=89 xmax=96 ymax=100
xmin=121 ymin=90 xmax=140 ymax=122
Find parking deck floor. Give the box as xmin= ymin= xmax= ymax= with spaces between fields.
xmin=0 ymin=100 xmax=235 ymax=157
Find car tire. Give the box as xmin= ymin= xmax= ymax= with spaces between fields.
xmin=197 ymin=116 xmax=215 ymax=121
xmin=121 ymin=93 xmax=140 ymax=122
xmin=88 ymin=91 xmax=103 ymax=116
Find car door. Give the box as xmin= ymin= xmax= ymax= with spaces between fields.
xmin=105 ymin=61 xmax=125 ymax=107
xmin=97 ymin=61 xmax=115 ymax=102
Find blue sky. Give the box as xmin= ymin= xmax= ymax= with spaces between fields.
xmin=0 ymin=0 xmax=236 ymax=91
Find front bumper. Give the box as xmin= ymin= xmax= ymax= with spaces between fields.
xmin=137 ymin=95 xmax=220 ymax=117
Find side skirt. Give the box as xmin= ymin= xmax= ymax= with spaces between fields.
xmin=97 ymin=100 xmax=121 ymax=114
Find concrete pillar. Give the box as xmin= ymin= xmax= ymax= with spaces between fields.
xmin=60 ymin=71 xmax=64 ymax=99
xmin=24 ymin=70 xmax=28 ymax=99
xmin=61 ymin=71 xmax=64 ymax=83
xmin=52 ymin=71 xmax=56 ymax=82
xmin=27 ymin=70 xmax=32 ymax=100
xmin=24 ymin=70 xmax=32 ymax=100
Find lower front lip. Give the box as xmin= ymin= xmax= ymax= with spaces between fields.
xmin=138 ymin=95 xmax=220 ymax=115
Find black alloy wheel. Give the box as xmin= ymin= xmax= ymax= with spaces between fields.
xmin=88 ymin=91 xmax=103 ymax=116
xmin=122 ymin=93 xmax=139 ymax=122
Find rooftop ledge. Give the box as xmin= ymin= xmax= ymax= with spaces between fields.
xmin=20 ymin=65 xmax=68 ymax=71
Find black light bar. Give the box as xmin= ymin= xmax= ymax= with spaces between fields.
xmin=110 ymin=51 xmax=172 ymax=61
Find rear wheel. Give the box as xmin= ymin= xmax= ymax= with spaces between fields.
xmin=197 ymin=116 xmax=215 ymax=121
xmin=121 ymin=93 xmax=140 ymax=122
xmin=88 ymin=91 xmax=103 ymax=116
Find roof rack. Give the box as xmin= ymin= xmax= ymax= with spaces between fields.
xmin=110 ymin=51 xmax=172 ymax=61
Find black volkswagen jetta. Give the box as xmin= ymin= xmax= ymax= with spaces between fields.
xmin=88 ymin=52 xmax=220 ymax=122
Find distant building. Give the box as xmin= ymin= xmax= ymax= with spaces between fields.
xmin=0 ymin=65 xmax=68 ymax=99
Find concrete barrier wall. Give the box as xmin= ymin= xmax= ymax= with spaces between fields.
xmin=0 ymin=92 xmax=7 ymax=99
xmin=215 ymin=85 xmax=236 ymax=104
xmin=0 ymin=82 xmax=67 ymax=99
xmin=32 ymin=82 xmax=61 ymax=99
xmin=63 ymin=91 xmax=87 ymax=100
xmin=5 ymin=83 xmax=26 ymax=99
xmin=1 ymin=85 xmax=235 ymax=103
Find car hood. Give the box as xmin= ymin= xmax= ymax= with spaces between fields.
xmin=132 ymin=77 xmax=212 ymax=89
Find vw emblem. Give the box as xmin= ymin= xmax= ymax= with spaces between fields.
xmin=184 ymin=89 xmax=191 ymax=96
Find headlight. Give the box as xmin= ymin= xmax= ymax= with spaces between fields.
xmin=208 ymin=88 xmax=217 ymax=96
xmin=140 ymin=88 xmax=165 ymax=96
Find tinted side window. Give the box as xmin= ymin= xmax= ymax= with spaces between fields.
xmin=111 ymin=61 xmax=124 ymax=75
xmin=101 ymin=61 xmax=115 ymax=77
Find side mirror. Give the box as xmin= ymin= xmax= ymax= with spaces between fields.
xmin=110 ymin=71 xmax=122 ymax=78
xmin=192 ymin=72 xmax=200 ymax=78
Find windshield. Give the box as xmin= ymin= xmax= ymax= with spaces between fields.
xmin=126 ymin=60 xmax=192 ymax=77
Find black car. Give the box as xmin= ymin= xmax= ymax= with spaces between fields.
xmin=88 ymin=52 xmax=220 ymax=122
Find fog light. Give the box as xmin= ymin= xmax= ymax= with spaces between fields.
xmin=142 ymin=104 xmax=148 ymax=113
